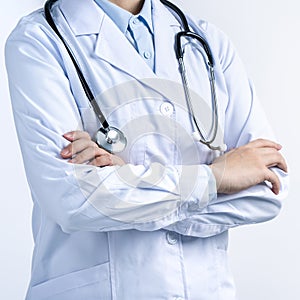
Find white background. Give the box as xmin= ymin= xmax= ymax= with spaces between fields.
xmin=1 ymin=0 xmax=299 ymax=299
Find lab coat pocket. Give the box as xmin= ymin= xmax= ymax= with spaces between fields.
xmin=28 ymin=262 xmax=111 ymax=300
xmin=78 ymin=106 xmax=100 ymax=138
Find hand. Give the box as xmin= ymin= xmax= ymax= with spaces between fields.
xmin=60 ymin=131 xmax=125 ymax=167
xmin=209 ymin=139 xmax=288 ymax=195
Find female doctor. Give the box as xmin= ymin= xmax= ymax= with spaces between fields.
xmin=6 ymin=0 xmax=288 ymax=299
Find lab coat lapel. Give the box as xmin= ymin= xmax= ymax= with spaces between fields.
xmin=60 ymin=0 xmax=181 ymax=82
xmin=94 ymin=0 xmax=183 ymax=82
xmin=94 ymin=15 xmax=156 ymax=80
xmin=60 ymin=0 xmax=182 ymax=98
xmin=60 ymin=0 xmax=156 ymax=80
xmin=60 ymin=0 xmax=102 ymax=35
xmin=94 ymin=0 xmax=185 ymax=103
xmin=152 ymin=0 xmax=182 ymax=82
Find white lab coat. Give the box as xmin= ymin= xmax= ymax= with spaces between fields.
xmin=5 ymin=0 xmax=288 ymax=299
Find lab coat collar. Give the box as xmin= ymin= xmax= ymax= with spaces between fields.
xmin=151 ymin=0 xmax=182 ymax=80
xmin=60 ymin=0 xmax=155 ymax=78
xmin=59 ymin=0 xmax=181 ymax=81
xmin=60 ymin=0 xmax=103 ymax=36
xmin=94 ymin=0 xmax=132 ymax=35
xmin=95 ymin=12 xmax=156 ymax=79
xmin=94 ymin=0 xmax=183 ymax=81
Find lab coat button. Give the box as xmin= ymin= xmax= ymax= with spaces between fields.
xmin=160 ymin=102 xmax=174 ymax=116
xmin=143 ymin=51 xmax=151 ymax=59
xmin=166 ymin=231 xmax=179 ymax=245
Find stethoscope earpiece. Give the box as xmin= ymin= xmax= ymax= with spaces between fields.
xmin=219 ymin=143 xmax=228 ymax=153
xmin=192 ymin=131 xmax=201 ymax=142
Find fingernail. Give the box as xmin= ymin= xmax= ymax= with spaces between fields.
xmin=61 ymin=149 xmax=70 ymax=156
xmin=63 ymin=132 xmax=73 ymax=139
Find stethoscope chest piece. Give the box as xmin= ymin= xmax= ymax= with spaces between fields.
xmin=95 ymin=127 xmax=127 ymax=153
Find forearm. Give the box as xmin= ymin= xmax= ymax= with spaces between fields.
xmin=56 ymin=162 xmax=216 ymax=233
xmin=166 ymin=168 xmax=288 ymax=238
xmin=12 ymin=110 xmax=217 ymax=234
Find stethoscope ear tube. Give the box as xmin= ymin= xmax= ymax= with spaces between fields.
xmin=176 ymin=33 xmax=221 ymax=151
xmin=169 ymin=1 xmax=224 ymax=152
xmin=175 ymin=31 xmax=214 ymax=66
xmin=44 ymin=0 xmax=110 ymax=131
xmin=160 ymin=0 xmax=189 ymax=31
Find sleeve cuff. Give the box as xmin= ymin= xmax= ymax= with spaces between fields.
xmin=178 ymin=164 xmax=217 ymax=218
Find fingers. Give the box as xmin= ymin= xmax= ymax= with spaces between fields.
xmin=211 ymin=138 xmax=287 ymax=194
xmin=264 ymin=169 xmax=281 ymax=195
xmin=63 ymin=131 xmax=91 ymax=142
xmin=254 ymin=147 xmax=287 ymax=194
xmin=260 ymin=148 xmax=288 ymax=172
xmin=248 ymin=138 xmax=282 ymax=150
xmin=61 ymin=131 xmax=93 ymax=158
xmin=69 ymin=146 xmax=107 ymax=164
xmin=61 ymin=130 xmax=124 ymax=167
xmin=88 ymin=154 xmax=114 ymax=167
xmin=247 ymin=139 xmax=288 ymax=173
xmin=61 ymin=139 xmax=95 ymax=159
xmin=61 ymin=130 xmax=104 ymax=163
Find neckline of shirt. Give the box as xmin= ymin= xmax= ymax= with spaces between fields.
xmin=94 ymin=0 xmax=154 ymax=35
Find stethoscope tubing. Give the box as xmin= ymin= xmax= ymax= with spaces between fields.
xmin=44 ymin=0 xmax=223 ymax=152
xmin=44 ymin=0 xmax=110 ymax=131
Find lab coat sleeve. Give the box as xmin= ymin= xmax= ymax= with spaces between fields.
xmin=165 ymin=21 xmax=289 ymax=237
xmin=5 ymin=16 xmax=217 ymax=234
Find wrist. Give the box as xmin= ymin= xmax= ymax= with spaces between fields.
xmin=208 ymin=164 xmax=224 ymax=194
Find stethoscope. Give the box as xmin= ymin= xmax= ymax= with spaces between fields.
xmin=44 ymin=0 xmax=227 ymax=153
